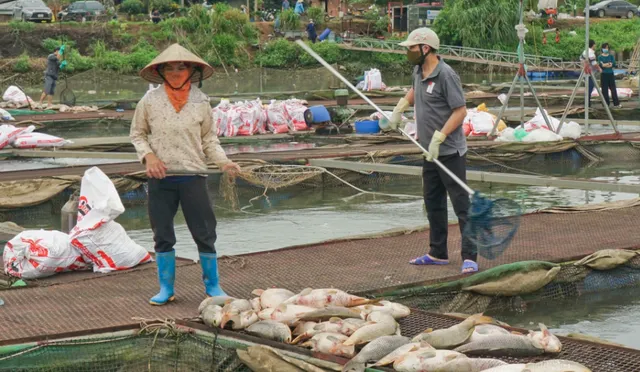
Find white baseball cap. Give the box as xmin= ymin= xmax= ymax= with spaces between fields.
xmin=399 ymin=27 xmax=440 ymax=50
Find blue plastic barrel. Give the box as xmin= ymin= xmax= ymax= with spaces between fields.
xmin=307 ymin=105 xmax=331 ymax=123
xmin=318 ymin=28 xmax=331 ymax=41
xmin=355 ymin=120 xmax=380 ymax=134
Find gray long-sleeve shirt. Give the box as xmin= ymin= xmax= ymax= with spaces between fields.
xmin=45 ymin=54 xmax=60 ymax=80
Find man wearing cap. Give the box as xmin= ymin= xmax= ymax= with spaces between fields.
xmin=387 ymin=28 xmax=477 ymax=274
xmin=130 ymin=44 xmax=242 ymax=306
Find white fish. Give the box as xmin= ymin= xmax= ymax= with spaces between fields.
xmin=220 ymin=299 xmax=253 ymax=327
xmin=300 ymin=332 xmax=355 ymax=358
xmin=482 ymin=365 xmax=526 ymax=372
xmin=284 ymin=288 xmax=374 ymax=308
xmin=292 ymin=321 xmax=318 ymax=336
xmin=251 ymin=288 xmax=295 ymax=309
xmin=393 ymin=349 xmax=469 ymax=372
xmin=343 ymin=318 xmax=398 ymax=346
xmin=467 ymin=324 xmax=512 ymax=343
xmin=356 ymin=301 xmax=411 ymax=319
xmin=372 ymin=341 xmax=434 ymax=367
xmin=246 ymin=320 xmax=293 ymax=343
xmin=527 ymin=323 xmax=562 ymax=353
xmin=258 ymin=304 xmax=316 ymax=326
xmin=342 ymin=335 xmax=410 ymax=372
xmin=201 ymin=305 xmax=224 ymax=328
xmin=411 ymin=314 xmax=495 ymax=349
xmin=523 ymin=359 xmax=592 ymax=371
xmin=366 ymin=312 xmax=397 ymax=325
xmin=250 ymin=297 xmax=262 ymax=312
xmin=198 ymin=296 xmax=235 ymax=314
xmin=292 ymin=317 xmax=371 ymax=344
xmin=221 ymin=310 xmax=259 ymax=330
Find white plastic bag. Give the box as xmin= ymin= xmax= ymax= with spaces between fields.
xmin=0 ymin=108 xmax=15 ymax=121
xmin=364 ymin=69 xmax=383 ymax=91
xmin=13 ymin=132 xmax=71 ymax=149
xmin=559 ymin=121 xmax=581 ymax=139
xmin=592 ymin=87 xmax=633 ymax=99
xmin=266 ymin=100 xmax=290 ymax=134
xmin=74 ymin=167 xmax=125 ymax=230
xmin=496 ymin=127 xmax=517 ymax=142
xmin=522 ymin=128 xmax=563 ymax=142
xmin=69 ymin=167 xmax=152 ymax=273
xmin=2 ymin=85 xmax=34 ymax=105
xmin=70 ymin=221 xmax=152 ymax=273
xmin=284 ymin=103 xmax=308 ymax=131
xmin=3 ymin=230 xmax=88 ymax=279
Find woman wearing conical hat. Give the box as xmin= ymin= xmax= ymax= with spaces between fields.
xmin=130 ymin=43 xmax=241 ymax=306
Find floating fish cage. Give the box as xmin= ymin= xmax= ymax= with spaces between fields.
xmin=364 ymin=252 xmax=640 ymax=317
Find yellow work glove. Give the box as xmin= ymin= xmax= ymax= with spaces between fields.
xmin=425 ymin=130 xmax=447 ymax=162
xmin=387 ymin=97 xmax=410 ymax=130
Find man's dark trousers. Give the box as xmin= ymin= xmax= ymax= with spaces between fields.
xmin=422 ymin=153 xmax=476 ymax=262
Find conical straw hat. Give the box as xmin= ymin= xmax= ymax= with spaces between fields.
xmin=140 ymin=43 xmax=214 ymax=84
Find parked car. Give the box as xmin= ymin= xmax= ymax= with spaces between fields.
xmin=57 ymin=1 xmax=105 ymax=22
xmin=587 ymin=0 xmax=637 ymax=18
xmin=12 ymin=0 xmax=53 ymax=22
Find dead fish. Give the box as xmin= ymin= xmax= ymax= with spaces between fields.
xmin=256 ymin=345 xmax=328 ymax=372
xmin=343 ymin=318 xmax=398 ymax=346
xmin=298 ymin=306 xmax=363 ymax=321
xmin=527 ymin=323 xmax=562 ymax=353
xmin=411 ymin=314 xmax=495 ymax=349
xmin=458 ymin=358 xmax=509 ymax=371
xmin=258 ymin=304 xmax=316 ymax=326
xmin=342 ymin=335 xmax=410 ymax=372
xmin=574 ymin=249 xmax=638 ymax=270
xmin=467 ymin=324 xmax=512 ymax=343
xmin=444 ymin=313 xmax=512 ymax=327
xmin=201 ymin=305 xmax=224 ymax=328
xmin=198 ymin=296 xmax=235 ymax=314
xmin=393 ymin=350 xmax=469 ymax=372
xmin=285 ymin=288 xmax=375 ymax=308
xmin=221 ymin=310 xmax=259 ymax=330
xmin=237 ymin=347 xmax=303 ymax=372
xmin=366 ymin=312 xmax=397 ymax=325
xmin=372 ymin=341 xmax=434 ymax=367
xmin=292 ymin=317 xmax=370 ymax=344
xmin=292 ymin=321 xmax=317 ymax=336
xmin=246 ymin=320 xmax=293 ymax=343
xmin=220 ymin=299 xmax=253 ymax=327
xmin=482 ymin=365 xmax=526 ymax=372
xmin=301 ymin=332 xmax=355 ymax=358
xmin=250 ymin=297 xmax=262 ymax=312
xmin=453 ymin=333 xmax=546 ymax=357
xmin=252 ymin=288 xmax=296 ymax=308
xmin=356 ymin=301 xmax=411 ymax=320
xmin=523 ymin=359 xmax=592 ymax=371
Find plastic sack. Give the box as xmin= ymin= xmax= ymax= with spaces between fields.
xmin=212 ymin=100 xmax=232 ymax=137
xmin=69 ymin=167 xmax=152 ymax=273
xmin=495 ymin=127 xmax=517 ymax=142
xmin=3 ymin=230 xmax=88 ymax=279
xmin=284 ymin=104 xmax=308 ymax=131
xmin=363 ymin=68 xmax=383 ymax=91
xmin=0 ymin=108 xmax=15 ymax=121
xmin=70 ymin=221 xmax=152 ymax=273
xmin=522 ymin=128 xmax=563 ymax=142
xmin=462 ymin=110 xmax=506 ymax=137
xmin=0 ymin=124 xmax=33 ymax=149
xmin=13 ymin=132 xmax=71 ymax=149
xmin=2 ymin=85 xmax=34 ymax=105
xmin=592 ymin=87 xmax=633 ymax=99
xmin=524 ymin=108 xmax=558 ymax=132
xmin=266 ymin=101 xmax=290 ymax=134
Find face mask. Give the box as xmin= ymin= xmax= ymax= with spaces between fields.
xmin=164 ymin=69 xmax=192 ymax=90
xmin=602 ymin=49 xmax=608 ymax=54
xmin=407 ymin=46 xmax=428 ymax=66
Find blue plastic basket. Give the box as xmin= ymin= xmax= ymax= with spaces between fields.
xmin=354 ymin=120 xmax=380 ymax=134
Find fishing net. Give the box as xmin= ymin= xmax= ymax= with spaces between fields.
xmin=465 ymin=192 xmax=522 ymax=260
xmin=59 ymin=76 xmax=76 ymax=107
xmin=0 ymin=320 xmax=252 ymax=372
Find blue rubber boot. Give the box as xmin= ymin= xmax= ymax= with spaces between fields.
xmin=199 ymin=253 xmax=227 ymax=297
xmin=149 ymin=251 xmax=176 ymax=306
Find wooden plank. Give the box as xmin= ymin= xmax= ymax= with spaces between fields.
xmin=309 ymin=159 xmax=640 ymax=194
xmin=8 ymin=149 xmax=138 ymax=160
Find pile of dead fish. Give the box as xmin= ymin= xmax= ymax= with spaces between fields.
xmin=197 ymin=288 xmax=592 ymax=372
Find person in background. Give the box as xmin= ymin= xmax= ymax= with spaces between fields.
xmin=240 ymin=4 xmax=247 ymax=14
xmin=130 ymin=44 xmax=241 ymax=306
xmin=294 ymin=0 xmax=304 ymax=15
xmin=597 ymin=42 xmax=622 ymax=109
xmin=306 ymin=19 xmax=317 ymax=43
xmin=387 ymin=28 xmax=477 ymax=274
xmin=282 ymin=0 xmax=289 ymax=11
xmin=151 ymin=8 xmax=161 ymax=24
xmin=39 ymin=47 xmax=66 ymax=108
xmin=580 ymin=39 xmax=602 ymax=109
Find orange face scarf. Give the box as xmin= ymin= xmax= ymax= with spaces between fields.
xmin=163 ymin=69 xmax=192 ymax=113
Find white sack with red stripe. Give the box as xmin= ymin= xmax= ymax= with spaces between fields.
xmin=3 ymin=230 xmax=89 ymax=279
xmin=70 ymin=166 xmax=152 ymax=273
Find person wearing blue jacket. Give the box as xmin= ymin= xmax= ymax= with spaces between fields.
xmin=294 ymin=0 xmax=304 ymax=14
xmin=306 ymin=19 xmax=317 ymax=43
xmin=597 ymin=42 xmax=621 ymax=108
